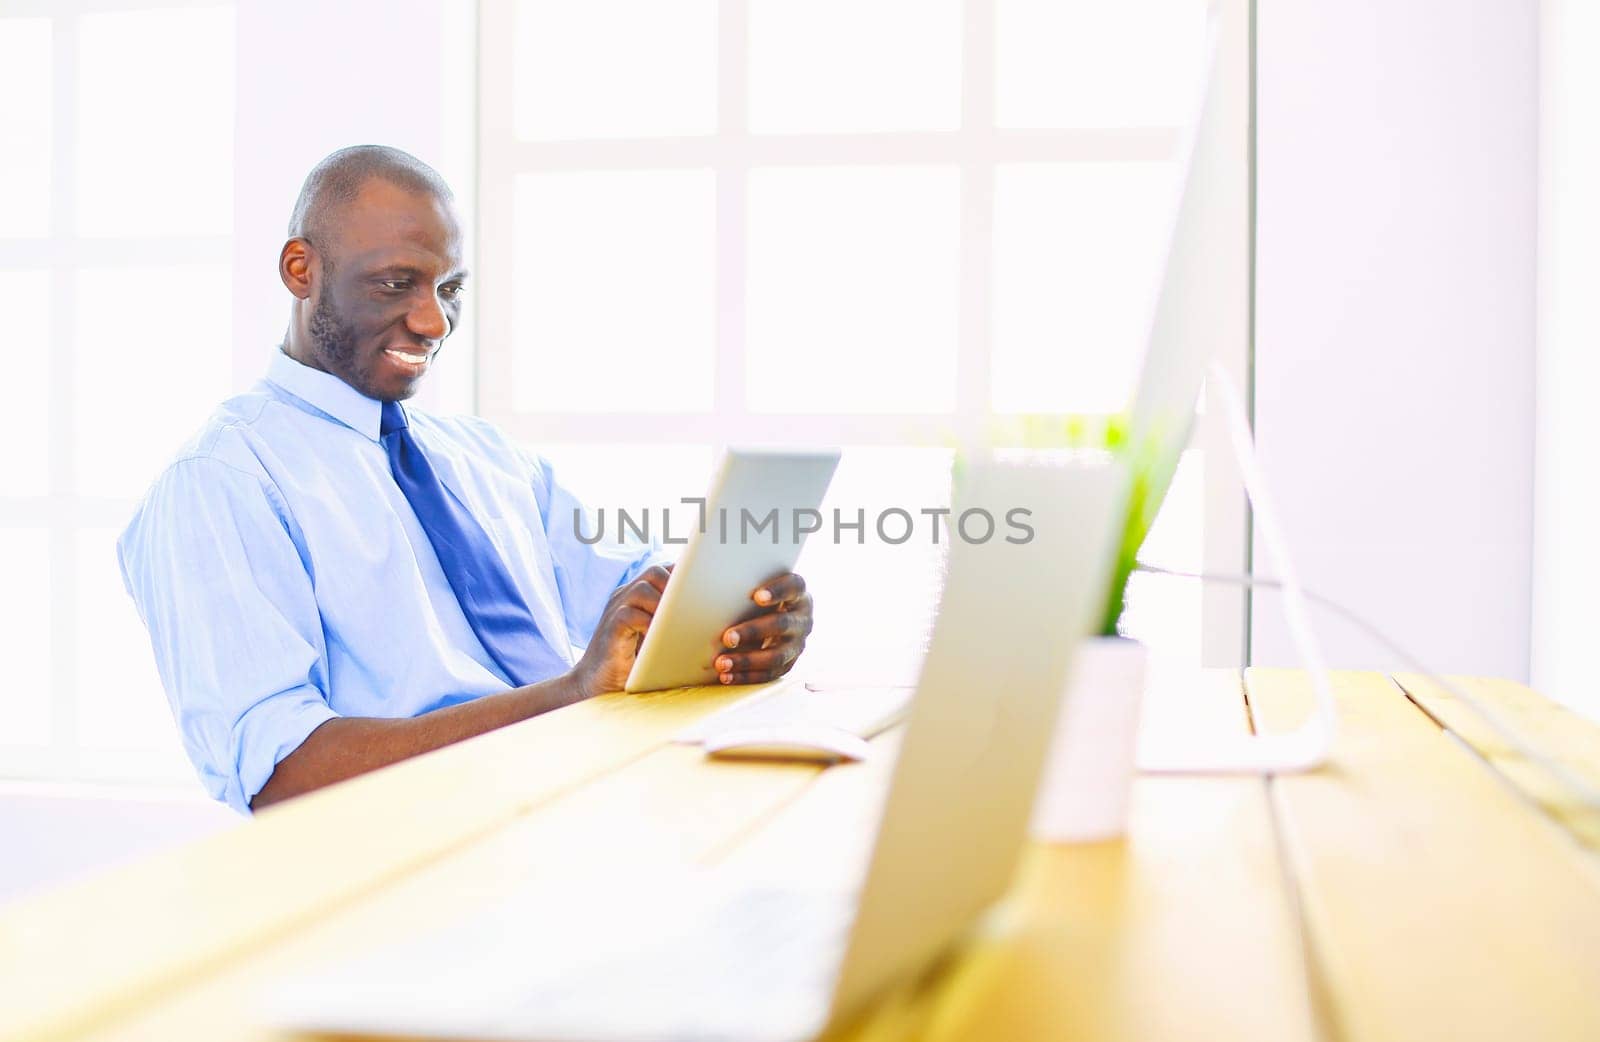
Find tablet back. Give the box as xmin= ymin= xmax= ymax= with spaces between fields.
xmin=624 ymin=448 xmax=840 ymax=693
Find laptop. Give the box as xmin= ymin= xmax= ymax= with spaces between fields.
xmin=272 ymin=457 xmax=1128 ymax=1042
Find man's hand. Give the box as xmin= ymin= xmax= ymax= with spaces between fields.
xmin=713 ymin=573 xmax=814 ymax=685
xmin=570 ymin=564 xmax=673 ymax=699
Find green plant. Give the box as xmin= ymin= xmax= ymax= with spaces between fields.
xmin=973 ymin=412 xmax=1184 ymax=638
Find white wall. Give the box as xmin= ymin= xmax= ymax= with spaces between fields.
xmin=0 ymin=781 xmax=236 ymax=907
xmin=1253 ymin=2 xmax=1538 ymax=681
xmin=1531 ymin=0 xmax=1600 ymax=719
xmin=230 ymin=0 xmax=476 ymax=413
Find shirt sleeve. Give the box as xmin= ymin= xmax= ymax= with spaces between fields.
xmin=117 ymin=457 xmax=338 ymax=814
xmin=529 ymin=454 xmax=667 ymax=649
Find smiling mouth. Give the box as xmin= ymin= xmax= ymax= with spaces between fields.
xmin=384 ymin=347 xmax=432 ymax=369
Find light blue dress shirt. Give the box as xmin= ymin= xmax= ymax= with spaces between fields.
xmin=118 ymin=350 xmax=657 ymax=813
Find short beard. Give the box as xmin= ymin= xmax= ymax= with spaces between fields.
xmin=307 ymin=281 xmax=359 ymax=377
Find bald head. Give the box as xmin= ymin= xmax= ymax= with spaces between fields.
xmin=287 ymin=145 xmax=454 ymax=251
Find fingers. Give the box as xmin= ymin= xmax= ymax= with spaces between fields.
xmin=716 ymin=670 xmax=797 ymax=686
xmin=603 ymin=564 xmax=672 ymax=611
xmin=713 ymin=662 xmax=798 ymax=684
xmin=716 ymin=589 xmax=811 ymax=683
xmin=605 ymin=604 xmax=654 ymax=640
xmin=751 ymin=572 xmax=806 ymax=608
xmin=603 ymin=566 xmax=674 ymax=639
xmin=637 ymin=563 xmax=673 ymax=593
xmin=713 ymin=644 xmax=800 ymax=678
xmin=614 ymin=573 xmax=666 ymax=616
xmin=721 ymin=598 xmax=812 ymax=650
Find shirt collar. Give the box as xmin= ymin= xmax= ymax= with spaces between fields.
xmin=265 ymin=348 xmax=384 ymax=441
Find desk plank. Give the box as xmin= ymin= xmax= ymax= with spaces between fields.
xmin=0 ymin=684 xmax=756 ymax=1042
xmin=1248 ymin=668 xmax=1600 ymax=1042
xmin=61 ymin=720 xmax=837 ymax=1041
xmin=817 ymin=668 xmax=1317 ymax=1042
xmin=1392 ymin=673 xmax=1600 ymax=853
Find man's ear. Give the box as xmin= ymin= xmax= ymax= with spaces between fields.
xmin=279 ymin=238 xmax=315 ymax=300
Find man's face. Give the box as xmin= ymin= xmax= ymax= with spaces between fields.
xmin=301 ymin=180 xmax=468 ymax=402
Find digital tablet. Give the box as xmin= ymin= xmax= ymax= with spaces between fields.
xmin=624 ymin=447 xmax=841 ymax=693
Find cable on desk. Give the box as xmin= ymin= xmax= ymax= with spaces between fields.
xmin=1136 ymin=564 xmax=1600 ymax=812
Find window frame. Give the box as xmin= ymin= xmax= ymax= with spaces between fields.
xmin=0 ymin=0 xmax=237 ymax=785
xmin=474 ymin=0 xmax=1253 ymax=666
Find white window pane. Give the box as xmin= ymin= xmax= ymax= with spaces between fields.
xmin=534 ymin=443 xmax=717 ymax=553
xmin=991 ymin=162 xmax=1179 ymax=414
xmin=799 ymin=448 xmax=953 ymax=686
xmin=0 ymin=528 xmax=53 ymax=746
xmin=74 ymin=265 xmax=232 ymax=498
xmin=0 ymin=18 xmax=52 ymax=238
xmin=996 ymin=0 xmax=1207 ymax=129
xmin=747 ymin=167 xmax=960 ymax=413
xmin=75 ymin=527 xmax=186 ymax=760
xmin=749 ymin=0 xmax=961 ymax=134
xmin=0 ymin=270 xmax=51 ymax=496
xmin=76 ymin=7 xmax=234 ymax=237
xmin=1121 ymin=448 xmax=1203 ymax=665
xmin=513 ymin=0 xmax=716 ymax=140
xmin=513 ymin=171 xmax=716 ymax=414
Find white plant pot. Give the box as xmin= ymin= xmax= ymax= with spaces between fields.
xmin=1030 ymin=636 xmax=1149 ymax=844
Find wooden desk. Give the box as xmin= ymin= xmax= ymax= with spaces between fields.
xmin=3 ymin=669 xmax=1599 ymax=1042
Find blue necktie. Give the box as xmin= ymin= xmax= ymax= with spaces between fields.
xmin=380 ymin=401 xmax=562 ymax=687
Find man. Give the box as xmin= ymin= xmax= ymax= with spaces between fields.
xmin=118 ymin=146 xmax=814 ymax=814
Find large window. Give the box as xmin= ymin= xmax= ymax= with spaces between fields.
xmin=0 ymin=0 xmax=236 ymax=784
xmin=477 ymin=0 xmax=1246 ymax=682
